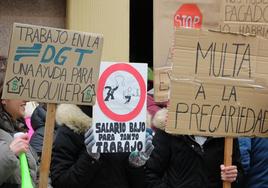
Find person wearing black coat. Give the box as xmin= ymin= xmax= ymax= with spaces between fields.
xmin=51 ymin=104 xmax=150 ymax=188
xmin=146 ymin=129 xmax=244 ymax=188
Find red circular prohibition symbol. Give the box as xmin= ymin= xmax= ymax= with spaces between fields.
xmin=97 ymin=63 xmax=146 ymax=122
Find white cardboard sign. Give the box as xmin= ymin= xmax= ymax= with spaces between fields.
xmin=93 ymin=62 xmax=147 ymax=153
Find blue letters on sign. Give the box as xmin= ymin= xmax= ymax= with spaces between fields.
xmin=14 ymin=43 xmax=42 ymax=61
xmin=14 ymin=43 xmax=94 ymax=66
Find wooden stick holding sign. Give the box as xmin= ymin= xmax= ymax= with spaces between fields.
xmin=223 ymin=137 xmax=233 ymax=188
xmin=39 ymin=103 xmax=56 ymax=188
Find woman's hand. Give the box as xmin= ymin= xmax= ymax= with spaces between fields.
xmin=10 ymin=133 xmax=29 ymax=156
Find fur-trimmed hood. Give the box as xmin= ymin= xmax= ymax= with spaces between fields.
xmin=56 ymin=104 xmax=92 ymax=134
xmin=152 ymin=108 xmax=168 ymax=130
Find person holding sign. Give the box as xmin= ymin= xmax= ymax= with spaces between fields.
xmin=0 ymin=60 xmax=37 ymax=188
xmin=145 ymin=128 xmax=244 ymax=188
xmin=51 ymin=104 xmax=153 ymax=188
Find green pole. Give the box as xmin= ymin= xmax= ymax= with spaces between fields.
xmin=19 ymin=153 xmax=34 ymax=188
xmin=14 ymin=132 xmax=34 ymax=188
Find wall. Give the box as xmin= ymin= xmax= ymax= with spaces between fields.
xmin=67 ymin=0 xmax=129 ymax=62
xmin=0 ymin=0 xmax=66 ymax=57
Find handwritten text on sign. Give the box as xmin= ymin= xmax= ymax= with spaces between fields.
xmin=3 ymin=23 xmax=103 ymax=105
xmin=221 ymin=0 xmax=268 ymax=38
xmin=167 ymin=28 xmax=268 ymax=137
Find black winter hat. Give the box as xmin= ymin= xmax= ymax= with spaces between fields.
xmin=77 ymin=105 xmax=93 ymax=118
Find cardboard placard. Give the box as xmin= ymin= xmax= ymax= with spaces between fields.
xmin=220 ymin=0 xmax=268 ymax=38
xmin=154 ymin=67 xmax=172 ymax=102
xmin=154 ymin=0 xmax=221 ymax=102
xmin=2 ymin=23 xmax=103 ymax=105
xmin=166 ymin=28 xmax=268 ymax=137
xmin=93 ymin=62 xmax=147 ymax=153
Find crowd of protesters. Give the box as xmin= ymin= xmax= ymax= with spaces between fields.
xmin=0 ymin=56 xmax=267 ymax=188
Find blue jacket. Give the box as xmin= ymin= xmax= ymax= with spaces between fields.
xmin=239 ymin=137 xmax=268 ymax=188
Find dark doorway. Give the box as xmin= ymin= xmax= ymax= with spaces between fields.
xmin=130 ymin=0 xmax=153 ymax=68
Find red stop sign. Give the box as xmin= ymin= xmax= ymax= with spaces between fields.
xmin=174 ymin=4 xmax=202 ymax=28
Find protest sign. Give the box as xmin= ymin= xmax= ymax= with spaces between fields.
xmin=154 ymin=0 xmax=221 ymax=102
xmin=218 ymin=3 xmax=268 ymax=185
xmin=166 ymin=28 xmax=268 ymax=137
xmin=93 ymin=62 xmax=147 ymax=153
xmin=2 ymin=23 xmax=103 ymax=105
xmin=220 ymin=0 xmax=268 ymax=38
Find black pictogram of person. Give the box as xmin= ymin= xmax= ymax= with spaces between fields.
xmin=104 ymin=85 xmax=119 ymax=101
xmin=124 ymin=87 xmax=132 ymax=104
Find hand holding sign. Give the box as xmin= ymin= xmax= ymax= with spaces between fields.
xmin=13 ymin=132 xmax=34 ymax=188
xmin=128 ymin=131 xmax=154 ymax=167
xmin=10 ymin=133 xmax=29 ymax=155
xmin=85 ymin=127 xmax=100 ymax=160
xmin=221 ymin=165 xmax=238 ymax=183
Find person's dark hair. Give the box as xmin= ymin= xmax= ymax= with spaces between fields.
xmin=38 ymin=102 xmax=47 ymax=111
xmin=77 ymin=105 xmax=93 ymax=118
